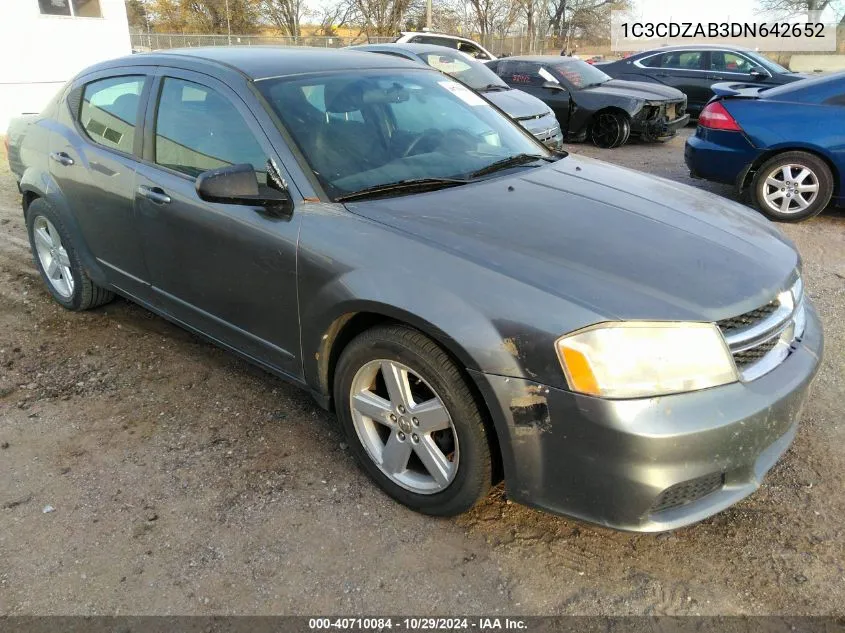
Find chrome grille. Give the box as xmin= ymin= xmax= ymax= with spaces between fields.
xmin=718 ymin=277 xmax=805 ymax=381
xmin=718 ymin=300 xmax=779 ymax=335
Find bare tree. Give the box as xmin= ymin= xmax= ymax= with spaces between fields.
xmin=312 ymin=0 xmax=355 ymax=36
xmin=346 ymin=0 xmax=421 ymax=36
xmin=757 ymin=0 xmax=845 ymax=24
xmin=261 ymin=0 xmax=305 ymax=36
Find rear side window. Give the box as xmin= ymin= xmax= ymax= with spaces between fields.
xmin=154 ymin=78 xmax=266 ymax=180
xmin=662 ymin=52 xmax=704 ymax=70
xmin=639 ymin=54 xmax=664 ymax=68
xmin=80 ymin=75 xmax=145 ymax=153
xmin=710 ymin=52 xmax=754 ymax=73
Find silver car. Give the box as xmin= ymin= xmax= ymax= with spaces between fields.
xmin=350 ymin=43 xmax=564 ymax=150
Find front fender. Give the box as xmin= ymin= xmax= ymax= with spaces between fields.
xmin=301 ymin=269 xmax=528 ymax=396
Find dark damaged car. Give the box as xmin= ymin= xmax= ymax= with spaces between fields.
xmin=487 ymin=55 xmax=690 ymax=148
xmin=7 ymin=48 xmax=822 ymax=531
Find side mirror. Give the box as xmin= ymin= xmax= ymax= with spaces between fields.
xmin=542 ymin=81 xmax=565 ymax=91
xmin=749 ymin=67 xmax=770 ymax=79
xmin=196 ymin=163 xmax=291 ymax=214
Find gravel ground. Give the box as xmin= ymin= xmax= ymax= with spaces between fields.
xmin=1 ymin=128 xmax=843 ymax=616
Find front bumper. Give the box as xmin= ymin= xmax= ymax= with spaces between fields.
xmin=519 ymin=114 xmax=564 ymax=150
xmin=470 ymin=301 xmax=823 ymax=531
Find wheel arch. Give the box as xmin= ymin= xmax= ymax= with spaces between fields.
xmin=312 ymin=305 xmax=508 ymax=483
xmin=18 ymin=169 xmax=109 ymax=287
xmin=739 ymin=145 xmax=841 ymax=198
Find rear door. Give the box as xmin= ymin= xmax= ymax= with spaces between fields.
xmin=637 ymin=50 xmax=712 ymax=111
xmin=49 ymin=68 xmax=155 ymax=298
xmin=133 ymin=68 xmax=302 ymax=376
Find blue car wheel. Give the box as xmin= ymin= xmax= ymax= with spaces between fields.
xmin=751 ymin=151 xmax=834 ymax=222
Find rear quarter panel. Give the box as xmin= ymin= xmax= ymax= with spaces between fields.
xmin=724 ymin=99 xmax=845 ymax=197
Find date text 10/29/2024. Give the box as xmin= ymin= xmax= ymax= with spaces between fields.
xmin=308 ymin=618 xmax=528 ymax=631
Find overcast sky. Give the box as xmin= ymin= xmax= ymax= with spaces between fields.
xmin=628 ymin=0 xmax=841 ymax=22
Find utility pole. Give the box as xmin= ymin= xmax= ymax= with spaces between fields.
xmin=426 ymin=0 xmax=432 ymax=29
xmin=225 ymin=0 xmax=232 ymax=45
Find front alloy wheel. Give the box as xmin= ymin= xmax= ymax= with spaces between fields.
xmin=350 ymin=359 xmax=459 ymax=494
xmin=334 ymin=325 xmax=493 ymax=516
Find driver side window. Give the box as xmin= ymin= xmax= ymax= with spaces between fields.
xmin=154 ymin=78 xmax=267 ymax=181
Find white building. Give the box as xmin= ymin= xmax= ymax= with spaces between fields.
xmin=0 ymin=0 xmax=131 ymax=131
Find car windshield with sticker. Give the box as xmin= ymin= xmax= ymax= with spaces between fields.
xmin=258 ymin=70 xmax=549 ymax=199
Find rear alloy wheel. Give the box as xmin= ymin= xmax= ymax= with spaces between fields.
xmin=26 ymin=198 xmax=114 ymax=310
xmin=590 ymin=111 xmax=631 ymax=149
xmin=752 ymin=152 xmax=833 ymax=222
xmin=334 ymin=325 xmax=492 ymax=516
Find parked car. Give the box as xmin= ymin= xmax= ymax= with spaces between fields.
xmin=597 ymin=45 xmax=809 ymax=118
xmin=393 ymin=31 xmax=496 ymax=60
xmin=350 ymin=43 xmax=562 ymax=149
xmin=7 ymin=47 xmax=822 ymax=531
xmin=486 ymin=55 xmax=689 ymax=148
xmin=685 ymin=73 xmax=845 ymax=222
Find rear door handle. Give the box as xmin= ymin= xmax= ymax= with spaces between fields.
xmin=706 ymin=75 xmax=723 ymax=80
xmin=49 ymin=151 xmax=74 ymax=166
xmin=137 ymin=185 xmax=171 ymax=205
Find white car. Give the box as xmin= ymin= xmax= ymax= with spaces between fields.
xmin=393 ymin=32 xmax=496 ymax=60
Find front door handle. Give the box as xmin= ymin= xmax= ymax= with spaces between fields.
xmin=706 ymin=75 xmax=723 ymax=80
xmin=137 ymin=185 xmax=171 ymax=205
xmin=49 ymin=151 xmax=74 ymax=166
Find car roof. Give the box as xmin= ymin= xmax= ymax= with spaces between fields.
xmin=88 ymin=46 xmax=421 ymax=81
xmin=352 ymin=43 xmax=474 ymax=59
xmin=633 ymin=44 xmax=755 ymax=54
xmin=400 ymin=31 xmax=473 ymax=41
xmin=496 ymin=55 xmax=581 ymax=63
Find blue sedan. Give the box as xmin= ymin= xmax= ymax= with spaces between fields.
xmin=685 ymin=72 xmax=845 ymax=222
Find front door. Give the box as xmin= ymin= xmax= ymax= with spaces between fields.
xmin=134 ymin=70 xmax=302 ymax=377
xmin=495 ymin=60 xmax=572 ymax=131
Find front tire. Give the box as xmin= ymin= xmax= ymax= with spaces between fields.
xmin=751 ymin=151 xmax=833 ymax=222
xmin=334 ymin=325 xmax=493 ymax=516
xmin=590 ymin=110 xmax=631 ymax=148
xmin=26 ymin=198 xmax=114 ymax=310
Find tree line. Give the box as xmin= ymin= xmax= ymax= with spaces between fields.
xmin=125 ymin=0 xmax=625 ymax=44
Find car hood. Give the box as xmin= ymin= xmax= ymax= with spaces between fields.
xmin=482 ymin=88 xmax=550 ymax=119
xmin=583 ymin=79 xmax=685 ymax=102
xmin=344 ymin=155 xmax=798 ymax=322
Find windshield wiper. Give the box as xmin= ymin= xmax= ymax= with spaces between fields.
xmin=334 ymin=177 xmax=468 ymax=202
xmin=478 ymin=83 xmax=509 ymax=92
xmin=468 ymin=153 xmax=557 ymax=179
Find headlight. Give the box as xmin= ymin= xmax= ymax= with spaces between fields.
xmin=555 ymin=322 xmax=738 ymax=399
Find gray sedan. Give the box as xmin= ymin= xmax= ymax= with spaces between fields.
xmin=7 ymin=47 xmax=822 ymax=531
xmin=351 ymin=43 xmax=564 ymax=149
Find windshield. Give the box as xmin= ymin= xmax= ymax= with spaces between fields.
xmin=747 ymin=51 xmax=790 ymax=74
xmin=553 ymin=59 xmax=611 ymax=88
xmin=258 ymin=70 xmax=549 ymax=200
xmin=419 ymin=51 xmax=509 ymax=91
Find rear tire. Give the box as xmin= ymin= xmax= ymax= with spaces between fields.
xmin=26 ymin=198 xmax=114 ymax=311
xmin=751 ymin=151 xmax=833 ymax=222
xmin=334 ymin=324 xmax=493 ymax=516
xmin=590 ymin=110 xmax=630 ymax=148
